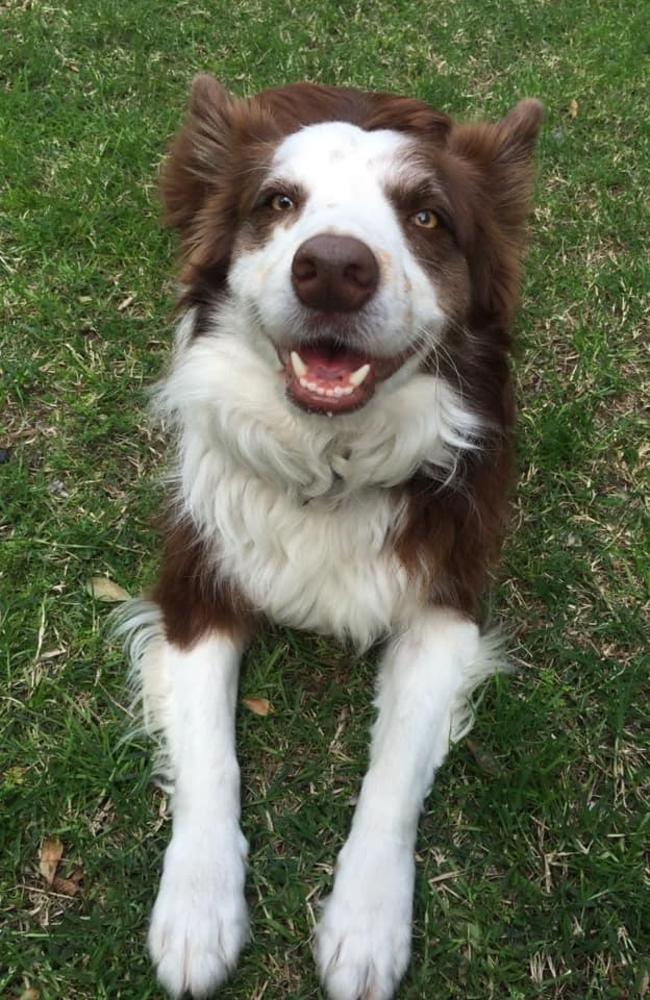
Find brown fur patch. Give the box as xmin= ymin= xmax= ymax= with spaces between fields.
xmin=393 ymin=100 xmax=542 ymax=617
xmin=153 ymin=515 xmax=255 ymax=648
xmin=234 ymin=181 xmax=308 ymax=255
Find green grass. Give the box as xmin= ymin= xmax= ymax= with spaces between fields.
xmin=1 ymin=1 xmax=648 ymax=997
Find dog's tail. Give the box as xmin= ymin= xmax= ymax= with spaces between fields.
xmin=109 ymin=598 xmax=174 ymax=789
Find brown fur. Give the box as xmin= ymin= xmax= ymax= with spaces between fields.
xmin=153 ymin=516 xmax=254 ymax=647
xmin=157 ymin=77 xmax=542 ymax=638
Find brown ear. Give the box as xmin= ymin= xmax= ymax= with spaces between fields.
xmin=451 ymin=98 xmax=543 ymax=228
xmin=161 ymin=74 xmax=235 ymax=234
xmin=450 ymin=99 xmax=543 ymax=328
xmin=497 ymin=99 xmax=544 ymax=159
xmin=490 ymin=99 xmax=544 ymax=235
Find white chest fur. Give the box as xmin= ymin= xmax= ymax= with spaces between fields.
xmin=158 ymin=307 xmax=485 ymax=646
xmin=185 ymin=448 xmax=412 ymax=646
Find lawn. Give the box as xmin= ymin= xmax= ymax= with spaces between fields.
xmin=1 ymin=1 xmax=648 ymax=997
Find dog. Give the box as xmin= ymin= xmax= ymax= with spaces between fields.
xmin=116 ymin=75 xmax=542 ymax=999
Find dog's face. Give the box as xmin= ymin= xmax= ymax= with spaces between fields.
xmin=228 ymin=121 xmax=461 ymax=414
xmin=164 ymin=78 xmax=542 ymax=418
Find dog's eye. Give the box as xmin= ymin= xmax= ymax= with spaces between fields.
xmin=412 ymin=209 xmax=439 ymax=229
xmin=270 ymin=193 xmax=294 ymax=212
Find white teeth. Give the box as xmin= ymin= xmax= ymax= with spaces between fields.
xmin=299 ymin=377 xmax=334 ymax=398
xmin=290 ymin=351 xmax=307 ymax=378
xmin=349 ymin=363 xmax=371 ymax=388
xmin=297 ymin=377 xmax=356 ymax=400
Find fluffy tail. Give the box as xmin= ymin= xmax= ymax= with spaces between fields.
xmin=109 ymin=598 xmax=173 ymax=789
xmin=450 ymin=627 xmax=511 ymax=742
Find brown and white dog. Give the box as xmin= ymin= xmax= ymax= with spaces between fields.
xmin=117 ymin=76 xmax=542 ymax=999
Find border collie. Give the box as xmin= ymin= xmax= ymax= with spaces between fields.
xmin=116 ymin=76 xmax=542 ymax=999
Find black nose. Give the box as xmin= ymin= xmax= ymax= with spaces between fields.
xmin=291 ymin=234 xmax=379 ymax=313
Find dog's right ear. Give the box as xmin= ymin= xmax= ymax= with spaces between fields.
xmin=161 ymin=74 xmax=235 ymax=235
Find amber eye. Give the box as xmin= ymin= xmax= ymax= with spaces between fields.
xmin=412 ymin=209 xmax=439 ymax=229
xmin=270 ymin=193 xmax=294 ymax=212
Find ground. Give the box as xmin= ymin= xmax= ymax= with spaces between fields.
xmin=1 ymin=1 xmax=648 ymax=998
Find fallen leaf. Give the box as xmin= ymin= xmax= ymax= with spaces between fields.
xmin=86 ymin=576 xmax=131 ymax=603
xmin=39 ymin=838 xmax=63 ymax=885
xmin=568 ymin=98 xmax=579 ymax=119
xmin=242 ymin=697 xmax=272 ymax=717
xmin=53 ymin=866 xmax=84 ymax=897
xmin=465 ymin=738 xmax=500 ymax=776
xmin=20 ymin=989 xmax=40 ymax=1000
xmin=117 ymin=294 xmax=134 ymax=311
xmin=52 ymin=878 xmax=80 ymax=896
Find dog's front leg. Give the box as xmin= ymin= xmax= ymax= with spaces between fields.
xmin=148 ymin=632 xmax=249 ymax=998
xmin=315 ymin=608 xmax=483 ymax=1000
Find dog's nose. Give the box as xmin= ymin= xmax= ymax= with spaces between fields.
xmin=291 ymin=234 xmax=379 ymax=312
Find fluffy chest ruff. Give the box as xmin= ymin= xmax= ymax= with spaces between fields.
xmin=159 ymin=305 xmax=485 ymax=646
xmin=184 ymin=457 xmax=412 ymax=645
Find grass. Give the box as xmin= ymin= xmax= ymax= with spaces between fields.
xmin=1 ymin=0 xmax=648 ymax=997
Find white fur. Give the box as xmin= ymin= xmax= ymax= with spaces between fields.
xmin=146 ymin=635 xmax=249 ymax=999
xmin=315 ymin=610 xmax=496 ymax=1000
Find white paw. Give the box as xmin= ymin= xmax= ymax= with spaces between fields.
xmin=314 ymin=836 xmax=414 ymax=1000
xmin=148 ymin=825 xmax=249 ymax=998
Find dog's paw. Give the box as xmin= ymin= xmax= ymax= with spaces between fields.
xmin=148 ymin=826 xmax=249 ymax=998
xmin=314 ymin=836 xmax=414 ymax=1000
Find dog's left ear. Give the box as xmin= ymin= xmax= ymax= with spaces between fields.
xmin=451 ymin=99 xmax=543 ymax=234
xmin=496 ymin=99 xmax=544 ymax=159
xmin=449 ymin=99 xmax=543 ymax=327
xmin=490 ymin=99 xmax=544 ymax=230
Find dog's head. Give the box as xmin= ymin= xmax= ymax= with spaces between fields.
xmin=163 ymin=77 xmax=542 ymax=416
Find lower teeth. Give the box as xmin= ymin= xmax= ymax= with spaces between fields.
xmin=299 ymin=377 xmax=354 ymax=398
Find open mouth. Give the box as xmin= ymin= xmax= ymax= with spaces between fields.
xmin=280 ymin=338 xmax=410 ymax=414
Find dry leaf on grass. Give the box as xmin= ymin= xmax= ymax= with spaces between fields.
xmin=465 ymin=738 xmax=501 ymax=777
xmin=53 ymin=866 xmax=84 ymax=897
xmin=242 ymin=697 xmax=272 ymax=717
xmin=568 ymin=98 xmax=579 ymax=119
xmin=86 ymin=576 xmax=130 ymax=603
xmin=20 ymin=989 xmax=40 ymax=1000
xmin=39 ymin=837 xmax=63 ymax=885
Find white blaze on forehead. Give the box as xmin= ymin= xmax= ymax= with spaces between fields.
xmin=273 ymin=121 xmax=409 ymax=177
xmin=271 ymin=122 xmax=410 ymax=233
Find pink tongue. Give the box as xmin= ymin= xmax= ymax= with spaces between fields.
xmin=298 ymin=344 xmax=369 ymax=382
